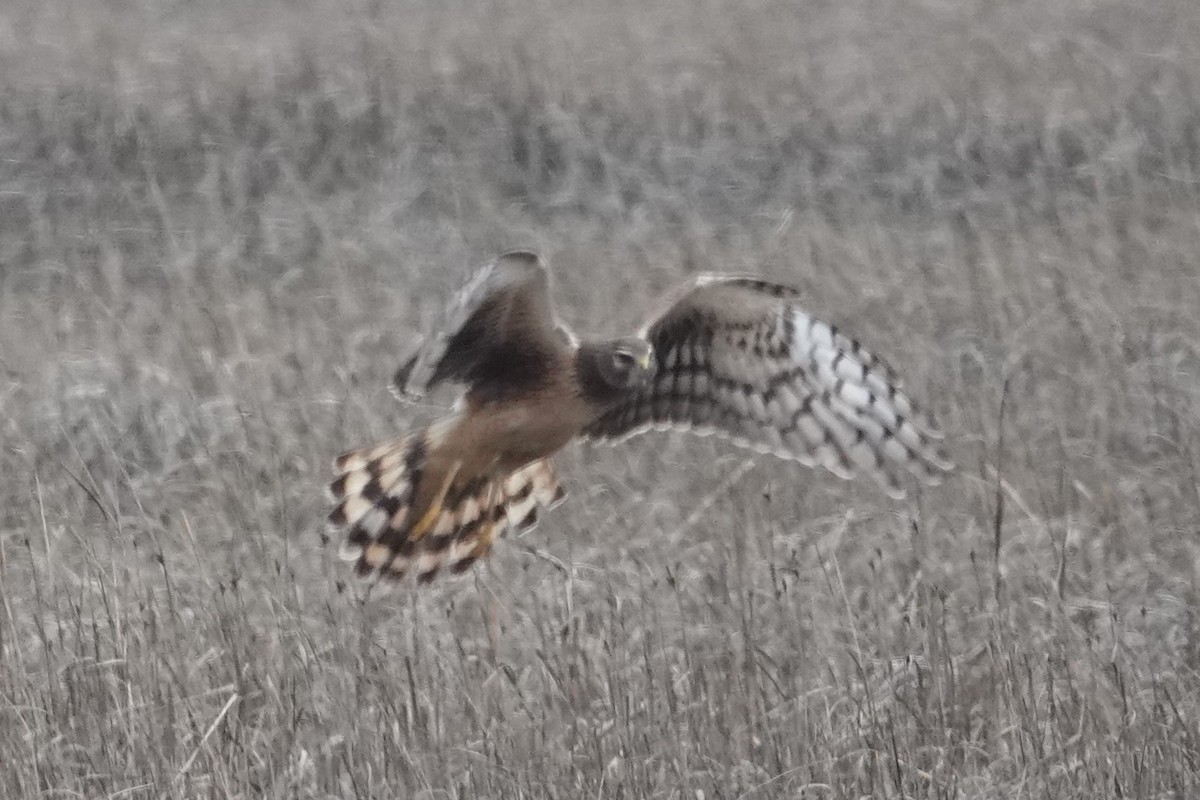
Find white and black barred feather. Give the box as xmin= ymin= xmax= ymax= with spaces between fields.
xmin=328 ymin=431 xmax=567 ymax=584
xmin=584 ymin=276 xmax=951 ymax=498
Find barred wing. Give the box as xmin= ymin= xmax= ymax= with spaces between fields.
xmin=393 ymin=251 xmax=574 ymax=402
xmin=584 ymin=276 xmax=951 ymax=498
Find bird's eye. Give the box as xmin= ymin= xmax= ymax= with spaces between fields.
xmin=614 ymin=350 xmax=636 ymax=367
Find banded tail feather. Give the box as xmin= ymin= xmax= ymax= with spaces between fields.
xmin=327 ymin=432 xmax=566 ymax=584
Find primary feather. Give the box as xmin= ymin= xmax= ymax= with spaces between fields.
xmin=392 ymin=250 xmax=573 ymax=403
xmin=583 ymin=275 xmax=951 ymax=498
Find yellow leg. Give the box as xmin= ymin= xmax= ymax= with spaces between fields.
xmin=408 ymin=461 xmax=462 ymax=543
xmin=470 ymin=481 xmax=502 ymax=559
xmin=471 ymin=521 xmax=496 ymax=560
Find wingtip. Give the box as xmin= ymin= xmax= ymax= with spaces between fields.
xmin=474 ymin=249 xmax=549 ymax=294
xmin=390 ymin=345 xmax=426 ymax=402
xmin=389 ymin=383 xmax=422 ymax=405
xmin=497 ymin=249 xmax=542 ymax=264
xmin=915 ymin=420 xmax=947 ymax=441
xmin=920 ymin=442 xmax=955 ymax=475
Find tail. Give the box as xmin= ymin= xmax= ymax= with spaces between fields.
xmin=326 ymin=433 xmax=566 ymax=584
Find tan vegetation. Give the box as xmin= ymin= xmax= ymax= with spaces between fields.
xmin=3 ymin=0 xmax=1200 ymax=796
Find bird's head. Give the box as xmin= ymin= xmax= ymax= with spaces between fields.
xmin=596 ymin=338 xmax=657 ymax=391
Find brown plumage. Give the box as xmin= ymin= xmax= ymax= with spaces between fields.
xmin=328 ymin=251 xmax=951 ymax=584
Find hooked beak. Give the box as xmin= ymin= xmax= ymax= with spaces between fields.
xmin=638 ymin=351 xmax=653 ymax=370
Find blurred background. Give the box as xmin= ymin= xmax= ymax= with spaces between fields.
xmin=3 ymin=0 xmax=1200 ymax=796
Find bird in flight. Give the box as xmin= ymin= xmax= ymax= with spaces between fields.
xmin=328 ymin=251 xmax=950 ymax=584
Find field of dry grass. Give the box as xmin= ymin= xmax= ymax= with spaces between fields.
xmin=3 ymin=0 xmax=1200 ymax=796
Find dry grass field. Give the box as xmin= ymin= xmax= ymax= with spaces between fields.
xmin=3 ymin=0 xmax=1200 ymax=796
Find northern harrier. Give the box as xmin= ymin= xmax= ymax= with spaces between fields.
xmin=328 ymin=251 xmax=950 ymax=583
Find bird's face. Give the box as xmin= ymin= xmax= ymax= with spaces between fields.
xmin=602 ymin=338 xmax=657 ymax=391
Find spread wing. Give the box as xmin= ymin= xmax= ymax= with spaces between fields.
xmin=393 ymin=250 xmax=575 ymax=402
xmin=583 ymin=276 xmax=951 ymax=498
